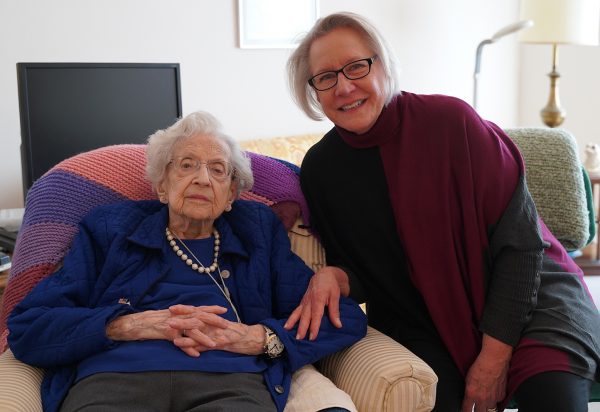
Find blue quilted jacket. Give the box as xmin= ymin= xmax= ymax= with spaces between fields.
xmin=8 ymin=200 xmax=367 ymax=412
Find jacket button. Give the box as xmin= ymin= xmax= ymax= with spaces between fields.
xmin=274 ymin=385 xmax=284 ymax=394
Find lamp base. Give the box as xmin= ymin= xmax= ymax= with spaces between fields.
xmin=541 ymin=105 xmax=566 ymax=128
xmin=540 ymin=45 xmax=566 ymax=128
xmin=541 ymin=70 xmax=566 ymax=128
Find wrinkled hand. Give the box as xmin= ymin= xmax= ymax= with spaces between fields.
xmin=284 ymin=266 xmax=349 ymax=341
xmin=106 ymin=309 xmax=183 ymax=342
xmin=168 ymin=304 xmax=264 ymax=357
xmin=461 ymin=334 xmax=512 ymax=412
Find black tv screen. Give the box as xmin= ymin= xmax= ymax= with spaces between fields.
xmin=17 ymin=62 xmax=182 ymax=196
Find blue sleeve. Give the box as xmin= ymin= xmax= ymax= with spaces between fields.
xmin=7 ymin=211 xmax=134 ymax=368
xmin=258 ymin=208 xmax=367 ymax=372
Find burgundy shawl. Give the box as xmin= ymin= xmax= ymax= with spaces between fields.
xmin=337 ymin=92 xmax=580 ymax=402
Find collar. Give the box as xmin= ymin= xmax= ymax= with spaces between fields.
xmin=127 ymin=202 xmax=249 ymax=259
xmin=336 ymin=94 xmax=402 ymax=148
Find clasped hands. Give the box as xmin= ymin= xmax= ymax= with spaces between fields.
xmin=106 ymin=304 xmax=264 ymax=358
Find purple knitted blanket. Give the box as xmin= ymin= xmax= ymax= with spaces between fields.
xmin=0 ymin=145 xmax=307 ymax=351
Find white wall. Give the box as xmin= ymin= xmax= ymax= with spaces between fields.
xmin=0 ymin=0 xmax=521 ymax=208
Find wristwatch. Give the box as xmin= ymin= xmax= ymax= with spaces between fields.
xmin=262 ymin=325 xmax=285 ymax=358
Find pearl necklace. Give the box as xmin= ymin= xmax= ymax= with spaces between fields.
xmin=166 ymin=227 xmax=219 ymax=274
xmin=165 ymin=226 xmax=241 ymax=322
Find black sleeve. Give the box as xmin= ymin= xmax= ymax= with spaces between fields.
xmin=300 ymin=141 xmax=369 ymax=303
xmin=479 ymin=176 xmax=545 ymax=346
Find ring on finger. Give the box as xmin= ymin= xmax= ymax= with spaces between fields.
xmin=486 ymin=408 xmax=498 ymax=412
xmin=182 ymin=329 xmax=188 ymax=337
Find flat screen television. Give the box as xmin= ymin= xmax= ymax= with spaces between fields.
xmin=17 ymin=62 xmax=183 ymax=198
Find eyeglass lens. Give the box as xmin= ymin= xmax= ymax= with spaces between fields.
xmin=173 ymin=158 xmax=231 ymax=180
xmin=310 ymin=57 xmax=374 ymax=91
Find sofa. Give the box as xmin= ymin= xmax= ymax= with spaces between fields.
xmin=0 ymin=133 xmax=438 ymax=412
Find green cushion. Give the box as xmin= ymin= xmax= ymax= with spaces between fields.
xmin=581 ymin=167 xmax=596 ymax=245
xmin=505 ymin=128 xmax=591 ymax=251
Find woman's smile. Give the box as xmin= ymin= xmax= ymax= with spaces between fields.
xmin=339 ymin=98 xmax=366 ymax=112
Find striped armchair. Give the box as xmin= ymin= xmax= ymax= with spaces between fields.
xmin=0 ymin=141 xmax=437 ymax=412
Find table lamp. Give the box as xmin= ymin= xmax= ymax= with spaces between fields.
xmin=473 ymin=20 xmax=533 ymax=110
xmin=519 ymin=0 xmax=600 ymax=127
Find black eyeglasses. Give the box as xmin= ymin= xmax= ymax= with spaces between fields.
xmin=308 ymin=56 xmax=378 ymax=91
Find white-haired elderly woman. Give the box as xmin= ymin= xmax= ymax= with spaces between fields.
xmin=8 ymin=111 xmax=367 ymax=412
xmin=284 ymin=11 xmax=600 ymax=412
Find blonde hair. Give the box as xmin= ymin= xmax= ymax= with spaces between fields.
xmin=287 ymin=12 xmax=400 ymax=120
xmin=145 ymin=111 xmax=253 ymax=196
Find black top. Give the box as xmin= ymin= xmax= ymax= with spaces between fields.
xmin=301 ymin=128 xmax=439 ymax=342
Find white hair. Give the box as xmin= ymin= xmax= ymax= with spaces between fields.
xmin=145 ymin=111 xmax=253 ymax=196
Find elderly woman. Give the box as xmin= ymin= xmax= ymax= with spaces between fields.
xmin=284 ymin=11 xmax=600 ymax=412
xmin=7 ymin=111 xmax=367 ymax=412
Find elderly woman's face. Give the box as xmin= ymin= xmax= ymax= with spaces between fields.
xmin=158 ymin=134 xmax=236 ymax=224
xmin=309 ymin=27 xmax=387 ymax=135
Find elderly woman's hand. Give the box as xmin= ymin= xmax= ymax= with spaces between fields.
xmin=169 ymin=304 xmax=265 ymax=357
xmin=105 ymin=305 xmax=230 ymax=354
xmin=284 ymin=266 xmax=349 ymax=341
xmin=105 ymin=309 xmax=180 ymax=341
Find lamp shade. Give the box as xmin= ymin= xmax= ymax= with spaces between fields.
xmin=519 ymin=0 xmax=600 ymax=45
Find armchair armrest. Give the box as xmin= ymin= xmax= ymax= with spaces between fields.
xmin=319 ymin=326 xmax=437 ymax=412
xmin=0 ymin=349 xmax=43 ymax=411
xmin=0 ymin=328 xmax=438 ymax=412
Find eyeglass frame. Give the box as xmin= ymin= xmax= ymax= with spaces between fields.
xmin=168 ymin=157 xmax=235 ymax=181
xmin=308 ymin=55 xmax=378 ymax=91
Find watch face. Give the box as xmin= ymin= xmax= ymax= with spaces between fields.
xmin=268 ymin=337 xmax=285 ymax=356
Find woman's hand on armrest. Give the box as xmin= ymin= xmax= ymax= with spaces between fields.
xmin=284 ymin=266 xmax=350 ymax=340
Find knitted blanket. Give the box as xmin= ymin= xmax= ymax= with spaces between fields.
xmin=0 ymin=144 xmax=307 ymax=351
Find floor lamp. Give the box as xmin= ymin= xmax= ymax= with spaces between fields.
xmin=519 ymin=0 xmax=600 ymax=127
xmin=473 ymin=20 xmax=533 ymax=111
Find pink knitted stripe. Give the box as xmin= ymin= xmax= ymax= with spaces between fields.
xmin=0 ymin=264 xmax=57 ymax=349
xmin=239 ymin=191 xmax=274 ymax=206
xmin=52 ymin=144 xmax=154 ymax=200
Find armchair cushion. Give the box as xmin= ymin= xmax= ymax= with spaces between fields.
xmin=505 ymin=128 xmax=591 ymax=251
xmin=239 ymin=133 xmax=323 ymax=166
